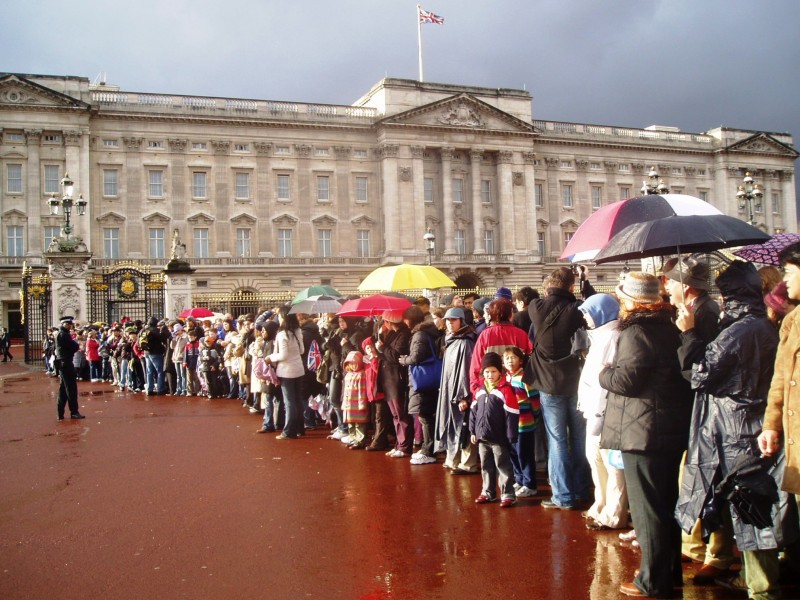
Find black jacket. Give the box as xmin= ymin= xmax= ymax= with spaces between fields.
xmin=599 ymin=308 xmax=692 ymax=452
xmin=401 ymin=321 xmax=442 ymax=415
xmin=55 ymin=326 xmax=79 ymax=361
xmin=524 ymin=287 xmax=585 ymax=395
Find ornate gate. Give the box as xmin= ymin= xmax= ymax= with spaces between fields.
xmin=87 ymin=262 xmax=165 ymax=325
xmin=21 ymin=265 xmax=52 ymax=364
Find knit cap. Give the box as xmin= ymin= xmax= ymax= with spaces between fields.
xmin=494 ymin=287 xmax=513 ymax=300
xmin=616 ymin=272 xmax=661 ymax=304
xmin=481 ymin=351 xmax=504 ymax=373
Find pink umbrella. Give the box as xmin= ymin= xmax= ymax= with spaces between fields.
xmin=733 ymin=233 xmax=800 ymax=266
xmin=179 ymin=307 xmax=215 ymax=319
xmin=337 ymin=294 xmax=412 ymax=317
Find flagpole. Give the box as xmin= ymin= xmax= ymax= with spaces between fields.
xmin=417 ymin=4 xmax=424 ymax=82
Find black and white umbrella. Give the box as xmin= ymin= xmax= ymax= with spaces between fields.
xmin=593 ymin=214 xmax=770 ymax=264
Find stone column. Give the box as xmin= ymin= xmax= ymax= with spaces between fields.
xmin=781 ymin=169 xmax=797 ymax=233
xmin=522 ymin=151 xmax=538 ymax=256
xmin=25 ymin=130 xmax=43 ymax=255
xmin=410 ymin=145 xmax=426 ymax=255
xmin=497 ymin=150 xmax=514 ymax=255
xmin=45 ymin=251 xmax=92 ymax=323
xmin=378 ymin=144 xmax=401 ymax=258
xmin=440 ymin=147 xmax=455 ymax=254
xmin=470 ymin=148 xmax=484 ymax=254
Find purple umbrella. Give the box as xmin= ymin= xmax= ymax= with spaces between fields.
xmin=733 ymin=233 xmax=800 ymax=266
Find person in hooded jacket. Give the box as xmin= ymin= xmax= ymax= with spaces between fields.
xmin=577 ymin=293 xmax=628 ymax=531
xmin=435 ymin=307 xmax=479 ymax=473
xmin=400 ymin=305 xmax=443 ymax=465
xmin=376 ymin=310 xmax=413 ymax=458
xmin=675 ymin=260 xmax=795 ymax=600
xmin=599 ymin=272 xmax=693 ymax=598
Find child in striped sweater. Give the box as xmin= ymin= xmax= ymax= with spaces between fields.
xmin=504 ymin=345 xmax=541 ymax=498
xmin=342 ymin=351 xmax=370 ymax=450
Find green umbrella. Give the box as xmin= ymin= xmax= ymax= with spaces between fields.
xmin=291 ymin=285 xmax=342 ymax=305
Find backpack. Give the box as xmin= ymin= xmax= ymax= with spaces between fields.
xmin=138 ymin=328 xmax=152 ymax=352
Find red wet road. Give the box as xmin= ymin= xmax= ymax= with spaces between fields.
xmin=0 ymin=363 xmax=789 ymax=599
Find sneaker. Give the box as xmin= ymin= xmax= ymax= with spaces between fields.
xmin=513 ymin=482 xmax=522 ymax=491
xmin=388 ymin=449 xmax=410 ymax=458
xmin=540 ymin=499 xmax=576 ymax=510
xmin=516 ymin=486 xmax=537 ymax=498
xmin=500 ymin=498 xmax=516 ymax=508
xmin=474 ymin=494 xmax=496 ymax=504
xmin=327 ymin=430 xmax=344 ymax=440
xmin=619 ymin=529 xmax=637 ymax=542
xmin=714 ymin=574 xmax=747 ymax=592
xmin=411 ymin=451 xmax=424 ymax=459
xmin=340 ymin=435 xmax=353 ymax=445
xmin=248 ymin=407 xmax=259 ymax=414
xmin=410 ymin=454 xmax=437 ymax=465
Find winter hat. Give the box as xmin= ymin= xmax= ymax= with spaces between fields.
xmin=382 ymin=309 xmax=404 ymax=324
xmin=444 ymin=307 xmax=466 ymax=320
xmin=480 ymin=351 xmax=504 ymax=373
xmin=664 ymin=256 xmax=711 ymax=291
xmin=494 ymin=287 xmax=513 ymax=301
xmin=472 ymin=297 xmax=491 ymax=315
xmin=616 ymin=272 xmax=661 ymax=305
xmin=344 ymin=350 xmax=363 ymax=365
xmin=172 ymin=323 xmax=184 ymax=333
xmin=579 ymin=293 xmax=620 ymax=328
xmin=764 ymin=281 xmax=791 ymax=318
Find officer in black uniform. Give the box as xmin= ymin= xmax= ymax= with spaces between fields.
xmin=55 ymin=316 xmax=84 ymax=420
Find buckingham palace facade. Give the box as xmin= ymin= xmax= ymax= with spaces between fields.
xmin=1 ymin=72 xmax=797 ymax=326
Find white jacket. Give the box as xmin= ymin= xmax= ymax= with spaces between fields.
xmin=577 ymin=320 xmax=619 ymax=436
xmin=268 ymin=329 xmax=305 ymax=379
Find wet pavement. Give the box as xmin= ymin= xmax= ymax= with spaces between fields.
xmin=0 ymin=359 xmax=796 ymax=599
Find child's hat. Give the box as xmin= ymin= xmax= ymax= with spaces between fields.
xmin=481 ymin=351 xmax=503 ymax=372
xmin=344 ymin=350 xmax=363 ymax=365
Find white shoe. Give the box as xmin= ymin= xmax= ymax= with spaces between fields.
xmin=411 ymin=451 xmax=423 ymax=459
xmin=410 ymin=454 xmax=437 ymax=465
xmin=389 ymin=449 xmax=410 ymax=458
xmin=340 ymin=435 xmax=352 ymax=444
xmin=328 ymin=429 xmax=344 ymax=440
xmin=516 ymin=485 xmax=537 ymax=498
xmin=513 ymin=482 xmax=522 ymax=491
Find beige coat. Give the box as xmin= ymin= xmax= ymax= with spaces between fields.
xmin=764 ymin=306 xmax=800 ymax=493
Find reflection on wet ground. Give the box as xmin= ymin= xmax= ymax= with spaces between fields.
xmin=0 ymin=371 xmax=797 ymax=599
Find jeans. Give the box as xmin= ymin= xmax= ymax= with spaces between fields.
xmin=119 ymin=359 xmax=129 ymax=389
xmin=89 ymin=360 xmax=102 ymax=381
xmin=539 ymin=392 xmax=591 ymax=506
xmin=281 ymin=376 xmax=304 ymax=437
xmin=510 ymin=429 xmax=537 ymax=490
xmin=174 ymin=363 xmax=187 ymax=394
xmin=145 ymin=353 xmax=166 ymax=394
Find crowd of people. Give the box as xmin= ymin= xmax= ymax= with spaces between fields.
xmin=48 ymin=252 xmax=800 ymax=599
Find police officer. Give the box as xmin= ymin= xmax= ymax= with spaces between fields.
xmin=55 ymin=316 xmax=84 ymax=420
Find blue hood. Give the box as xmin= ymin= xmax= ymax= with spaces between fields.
xmin=579 ymin=293 xmax=620 ymax=328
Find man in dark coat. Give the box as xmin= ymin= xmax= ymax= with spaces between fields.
xmin=524 ymin=266 xmax=590 ymax=510
xmin=675 ymin=261 xmax=794 ymax=598
xmin=297 ymin=313 xmax=325 ymax=429
xmin=55 ymin=316 xmax=84 ymax=420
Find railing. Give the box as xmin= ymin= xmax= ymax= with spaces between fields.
xmin=533 ymin=120 xmax=714 ymax=146
xmin=91 ymin=91 xmax=379 ymax=123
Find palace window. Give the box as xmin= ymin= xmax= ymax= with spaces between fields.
xmin=317 ymin=176 xmax=330 ymax=202
xmin=7 ymin=164 xmax=23 ymax=194
xmin=44 ymin=226 xmax=61 ymax=250
xmin=537 ymin=232 xmax=546 ymax=256
xmin=103 ymin=169 xmax=118 ymax=197
xmin=562 ymin=184 xmax=573 ymax=208
xmin=484 ymin=229 xmax=495 ymax=254
xmin=424 ymin=177 xmax=434 ymax=203
xmin=455 ymin=230 xmax=466 ymax=255
xmin=591 ymin=186 xmax=602 ymax=209
xmin=236 ymin=228 xmax=251 ymax=257
xmin=44 ymin=165 xmax=60 ymax=194
xmin=278 ymin=228 xmax=292 ymax=257
xmin=535 ymin=183 xmax=543 ymax=208
xmin=355 ymin=177 xmax=368 ymax=203
xmin=192 ymin=172 xmax=207 ymax=198
xmin=193 ymin=228 xmax=209 ymax=258
xmin=149 ymin=170 xmax=164 ymax=198
xmin=235 ymin=173 xmax=250 ymax=200
xmin=772 ymin=192 xmax=781 ymax=215
xmin=481 ymin=180 xmax=492 ymax=204
xmin=149 ymin=228 xmax=166 ymax=259
xmin=103 ymin=228 xmax=120 ymax=259
xmin=356 ymin=230 xmax=370 ymax=257
xmin=452 ymin=178 xmax=464 ymax=203
xmin=277 ymin=174 xmax=291 ymax=201
xmin=318 ymin=228 xmax=332 ymax=257
xmin=6 ymin=225 xmax=23 ymax=256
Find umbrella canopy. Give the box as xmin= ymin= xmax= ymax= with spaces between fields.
xmin=733 ymin=232 xmax=800 ymax=266
xmin=292 ymin=285 xmax=342 ymax=305
xmin=561 ymin=194 xmax=722 ymax=262
xmin=357 ymin=264 xmax=456 ymax=292
xmin=593 ymin=214 xmax=770 ymax=264
xmin=337 ymin=294 xmax=412 ymax=317
xmin=179 ymin=307 xmax=215 ymax=319
xmin=288 ymin=295 xmax=345 ymax=315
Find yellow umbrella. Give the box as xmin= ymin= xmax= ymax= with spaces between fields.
xmin=357 ymin=264 xmax=456 ymax=292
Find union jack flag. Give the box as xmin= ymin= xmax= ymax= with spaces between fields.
xmin=418 ymin=7 xmax=444 ymax=24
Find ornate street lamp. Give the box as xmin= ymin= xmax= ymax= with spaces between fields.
xmin=736 ymin=171 xmax=764 ymax=226
xmin=423 ymin=228 xmax=436 ymax=265
xmin=47 ymin=173 xmax=88 ymax=252
xmin=641 ymin=166 xmax=669 ymax=195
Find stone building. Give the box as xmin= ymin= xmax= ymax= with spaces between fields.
xmin=0 ymin=72 xmax=797 ymax=331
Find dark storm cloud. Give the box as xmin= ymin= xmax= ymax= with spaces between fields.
xmin=3 ymin=0 xmax=798 ymax=140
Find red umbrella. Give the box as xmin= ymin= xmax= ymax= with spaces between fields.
xmin=179 ymin=307 xmax=215 ymax=319
xmin=337 ymin=294 xmax=412 ymax=317
xmin=561 ymin=194 xmax=721 ymax=262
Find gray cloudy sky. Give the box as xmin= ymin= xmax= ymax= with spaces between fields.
xmin=4 ymin=0 xmax=799 ymax=143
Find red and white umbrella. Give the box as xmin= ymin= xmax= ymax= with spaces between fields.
xmin=560 ymin=194 xmax=721 ymax=263
xmin=337 ymin=294 xmax=412 ymax=317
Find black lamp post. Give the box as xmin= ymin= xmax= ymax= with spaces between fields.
xmin=47 ymin=174 xmax=87 ymax=251
xmin=423 ymin=228 xmax=435 ymax=265
xmin=736 ymin=171 xmax=763 ymax=226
